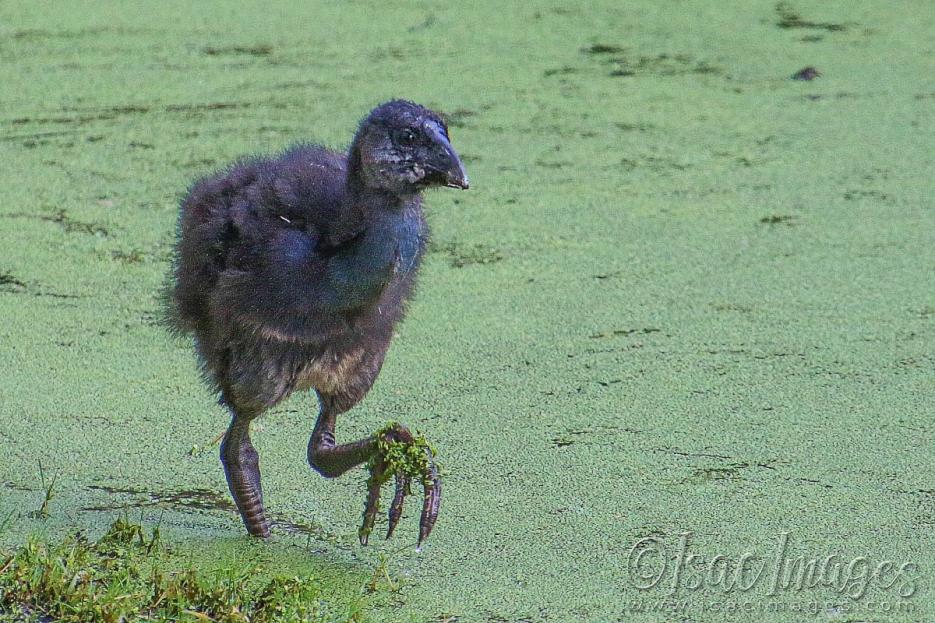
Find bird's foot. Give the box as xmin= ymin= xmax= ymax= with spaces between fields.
xmin=359 ymin=422 xmax=440 ymax=548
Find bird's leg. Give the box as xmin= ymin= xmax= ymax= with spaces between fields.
xmin=220 ymin=413 xmax=270 ymax=538
xmin=307 ymin=410 xmax=375 ymax=478
xmin=307 ymin=409 xmax=441 ymax=546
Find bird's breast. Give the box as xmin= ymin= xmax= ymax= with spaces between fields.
xmin=295 ymin=347 xmax=368 ymax=394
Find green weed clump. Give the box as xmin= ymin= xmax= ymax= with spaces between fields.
xmin=0 ymin=517 xmax=365 ymax=623
xmin=359 ymin=423 xmax=437 ymax=543
xmin=365 ymin=423 xmax=437 ymax=490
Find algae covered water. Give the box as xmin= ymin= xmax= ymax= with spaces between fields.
xmin=0 ymin=2 xmax=932 ymax=621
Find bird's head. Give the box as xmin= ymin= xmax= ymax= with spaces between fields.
xmin=349 ymin=100 xmax=469 ymax=196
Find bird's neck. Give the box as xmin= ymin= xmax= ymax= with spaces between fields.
xmin=329 ymin=153 xmax=414 ymax=246
xmin=322 ymin=181 xmax=424 ymax=308
xmin=326 ymin=187 xmax=393 ymax=244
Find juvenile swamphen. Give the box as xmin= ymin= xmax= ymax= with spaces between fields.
xmin=168 ymin=100 xmax=469 ymax=545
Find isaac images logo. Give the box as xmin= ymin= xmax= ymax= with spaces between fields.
xmin=626 ymin=531 xmax=919 ymax=599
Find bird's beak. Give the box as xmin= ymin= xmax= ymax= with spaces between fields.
xmin=445 ymin=158 xmax=470 ymax=190
xmin=427 ymin=123 xmax=470 ymax=190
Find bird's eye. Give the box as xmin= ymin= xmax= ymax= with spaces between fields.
xmin=397 ymin=129 xmax=416 ymax=146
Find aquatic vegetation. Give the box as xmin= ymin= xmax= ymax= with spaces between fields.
xmin=0 ymin=517 xmax=367 ymax=623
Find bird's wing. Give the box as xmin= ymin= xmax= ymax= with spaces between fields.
xmin=171 ymin=145 xmax=351 ymax=339
xmin=206 ymin=145 xmax=359 ymax=343
xmin=261 ymin=144 xmax=348 ymax=231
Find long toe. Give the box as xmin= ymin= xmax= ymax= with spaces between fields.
xmin=359 ymin=462 xmax=386 ymax=545
xmin=386 ymin=473 xmax=410 ymax=539
xmin=418 ymin=457 xmax=441 ymax=547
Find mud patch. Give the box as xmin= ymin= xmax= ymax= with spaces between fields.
xmin=551 ymin=424 xmax=641 ymax=448
xmin=620 ymin=155 xmax=690 ymax=172
xmin=543 ymin=66 xmax=579 ymax=77
xmin=442 ymin=108 xmax=478 ymax=128
xmin=581 ymin=43 xmax=625 ymax=55
xmin=589 ymin=328 xmax=661 ymax=339
xmin=82 ymin=484 xmax=341 ymax=544
xmin=775 ymin=3 xmax=848 ymax=32
xmin=83 ymin=484 xmax=236 ymax=512
xmin=430 ymin=241 xmax=504 ymax=268
xmin=8 ymin=102 xmax=252 ymax=128
xmin=759 ymin=214 xmax=796 ymax=225
xmin=655 ymin=448 xmax=780 ymax=485
xmin=203 ymin=44 xmax=272 ymax=57
xmin=2 ymin=481 xmax=32 ymax=492
xmin=555 ymin=48 xmax=722 ymax=80
xmin=0 ymin=271 xmax=28 ymax=292
xmin=843 ymin=189 xmax=894 ymax=204
xmin=791 ymin=66 xmax=821 ymax=81
xmin=685 ymin=466 xmax=744 ymax=483
xmin=605 ymin=53 xmax=722 ymax=78
xmin=0 ymin=130 xmax=78 ymax=146
xmin=2 ymin=209 xmax=109 ymax=237
xmin=711 ymin=303 xmax=755 ymax=313
xmin=0 ymin=270 xmax=81 ymax=300
xmin=11 ymin=26 xmax=151 ymax=40
xmin=110 ymin=249 xmax=147 ymax=264
xmin=614 ymin=122 xmax=654 ymax=133
xmin=408 ymin=15 xmax=437 ymax=33
xmin=10 ymin=106 xmax=150 ymax=127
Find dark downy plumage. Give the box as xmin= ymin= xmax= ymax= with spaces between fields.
xmin=168 ymin=100 xmax=469 ymax=545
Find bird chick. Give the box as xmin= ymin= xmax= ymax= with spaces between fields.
xmin=168 ymin=100 xmax=469 ymax=545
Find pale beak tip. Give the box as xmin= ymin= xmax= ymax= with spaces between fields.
xmin=445 ymin=175 xmax=469 ymax=190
